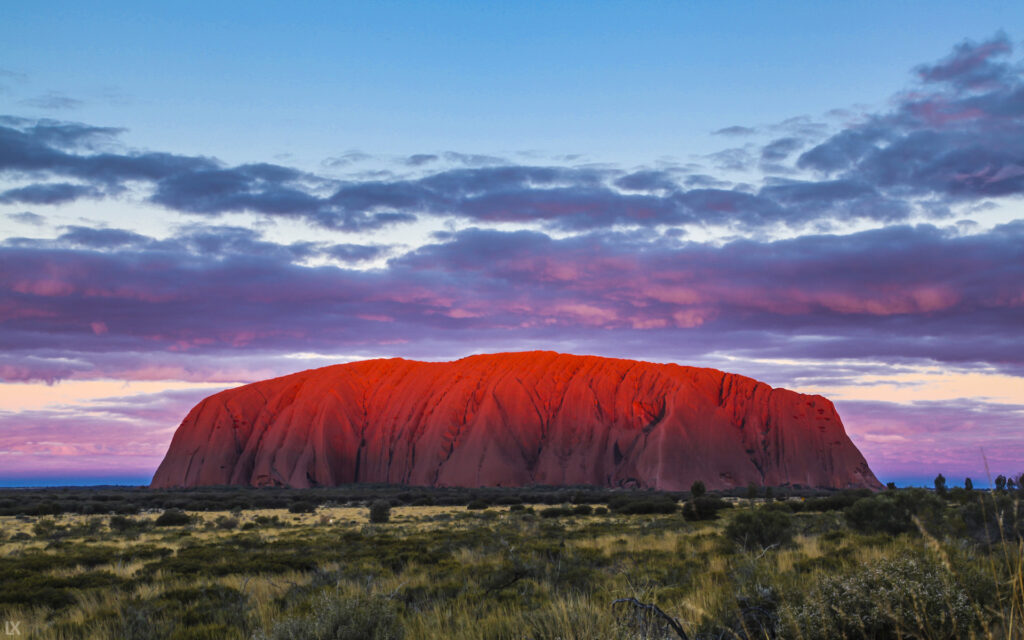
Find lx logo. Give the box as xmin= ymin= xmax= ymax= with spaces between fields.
xmin=4 ymin=621 xmax=20 ymax=636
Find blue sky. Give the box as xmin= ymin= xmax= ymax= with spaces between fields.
xmin=4 ymin=1 xmax=1021 ymax=166
xmin=1 ymin=2 xmax=1024 ymax=487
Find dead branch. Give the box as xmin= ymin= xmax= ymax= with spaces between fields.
xmin=611 ymin=597 xmax=690 ymax=639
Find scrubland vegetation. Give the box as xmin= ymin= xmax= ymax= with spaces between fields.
xmin=0 ymin=483 xmax=1021 ymax=639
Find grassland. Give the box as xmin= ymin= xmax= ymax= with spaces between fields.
xmin=0 ymin=486 xmax=1021 ymax=639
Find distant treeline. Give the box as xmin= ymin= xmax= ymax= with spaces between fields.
xmin=0 ymin=483 xmax=860 ymax=517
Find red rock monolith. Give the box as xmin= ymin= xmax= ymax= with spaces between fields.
xmin=150 ymin=351 xmax=881 ymax=490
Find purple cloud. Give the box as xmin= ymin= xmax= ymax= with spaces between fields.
xmin=0 ymin=220 xmax=1021 ymax=384
xmin=839 ymin=398 xmax=1024 ymax=486
xmin=799 ymin=34 xmax=1024 ymax=199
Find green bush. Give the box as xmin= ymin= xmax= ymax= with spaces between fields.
xmin=539 ymin=506 xmax=573 ymax=519
xmin=782 ymin=554 xmax=982 ymax=640
xmin=32 ymin=517 xmax=59 ymax=538
xmin=288 ymin=501 xmax=317 ymax=514
xmin=608 ymin=495 xmax=678 ymax=515
xmin=154 ymin=508 xmax=192 ymax=527
xmin=369 ymin=500 xmax=391 ymax=524
xmin=794 ymin=489 xmax=872 ymax=513
xmin=726 ymin=507 xmax=793 ymax=550
xmin=110 ymin=515 xmax=144 ymax=533
xmin=682 ymin=496 xmax=731 ymax=521
xmin=847 ymin=497 xmax=893 ymax=534
xmin=256 ymin=592 xmax=403 ymax=640
xmin=216 ymin=516 xmax=239 ymax=530
xmin=844 ymin=490 xmax=945 ymax=536
xmin=690 ymin=480 xmax=706 ymax=499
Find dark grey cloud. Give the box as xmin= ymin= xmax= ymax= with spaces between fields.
xmin=705 ymin=147 xmax=754 ymax=172
xmin=323 ymin=243 xmax=389 ymax=263
xmin=149 ymin=164 xmax=317 ymax=215
xmin=0 ymin=119 xmax=216 ymax=184
xmin=798 ymin=34 xmax=1024 ymax=201
xmin=5 ymin=211 xmax=45 ymax=225
xmin=760 ymin=136 xmax=804 ymax=163
xmin=442 ymin=151 xmax=506 ymax=166
xmin=0 ymin=182 xmax=100 ymax=205
xmin=0 ymin=117 xmax=125 ymax=151
xmin=614 ymin=170 xmax=680 ymax=192
xmin=171 ymin=224 xmax=322 ymax=262
xmin=712 ymin=125 xmax=756 ymax=136
xmin=322 ymin=151 xmax=372 ymax=167
xmin=404 ymin=154 xmax=438 ymax=166
xmin=916 ymin=32 xmax=1013 ymax=90
xmin=57 ymin=226 xmax=150 ymax=249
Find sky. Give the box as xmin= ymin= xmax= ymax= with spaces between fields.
xmin=1 ymin=2 xmax=1023 ymax=487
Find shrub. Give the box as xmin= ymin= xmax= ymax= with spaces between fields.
xmin=726 ymin=507 xmax=793 ymax=550
xmin=782 ymin=554 xmax=982 ymax=640
xmin=682 ymin=496 xmax=731 ymax=521
xmin=690 ymin=480 xmax=706 ymax=499
xmin=539 ymin=506 xmax=574 ymax=519
xmin=288 ymin=501 xmax=317 ymax=514
xmin=215 ymin=515 xmax=239 ymax=530
xmin=844 ymin=490 xmax=945 ymax=536
xmin=109 ymin=515 xmax=141 ymax=533
xmin=369 ymin=500 xmax=391 ymax=524
xmin=956 ymin=493 xmax=1024 ymax=542
xmin=746 ymin=483 xmax=760 ymax=501
xmin=257 ymin=592 xmax=403 ymax=640
xmin=572 ymin=504 xmax=593 ymax=516
xmin=32 ymin=517 xmax=59 ymax=538
xmin=845 ymin=496 xmax=911 ymax=535
xmin=796 ymin=489 xmax=873 ymax=513
xmin=154 ymin=508 xmax=192 ymax=527
xmin=608 ymin=495 xmax=678 ymax=515
xmin=466 ymin=499 xmax=490 ymax=510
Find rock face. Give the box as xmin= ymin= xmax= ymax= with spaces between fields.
xmin=151 ymin=351 xmax=881 ymax=490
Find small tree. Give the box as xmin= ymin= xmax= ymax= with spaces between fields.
xmin=964 ymin=477 xmax=973 ymax=492
xmin=746 ymin=482 xmax=759 ymax=503
xmin=690 ymin=480 xmax=706 ymax=499
xmin=934 ymin=473 xmax=947 ymax=497
xmin=369 ymin=500 xmax=391 ymax=524
xmin=764 ymin=486 xmax=775 ymax=502
xmin=995 ymin=475 xmax=1007 ymax=492
xmin=727 ymin=508 xmax=793 ymax=550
